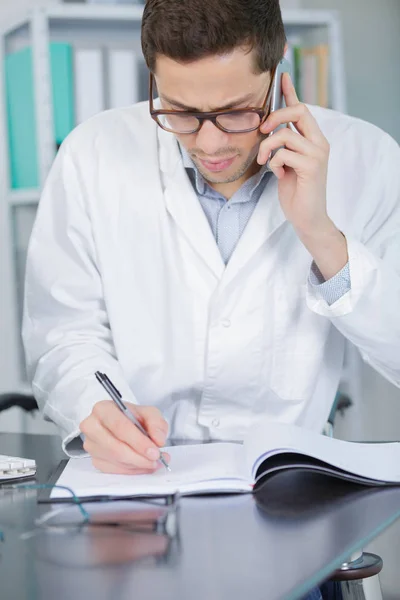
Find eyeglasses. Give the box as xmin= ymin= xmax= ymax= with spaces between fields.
xmin=149 ymin=67 xmax=277 ymax=135
xmin=1 ymin=483 xmax=181 ymax=569
xmin=4 ymin=483 xmax=179 ymax=542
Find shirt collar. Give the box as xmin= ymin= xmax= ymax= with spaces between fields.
xmin=178 ymin=141 xmax=271 ymax=200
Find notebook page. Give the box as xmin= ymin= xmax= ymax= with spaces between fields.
xmin=244 ymin=421 xmax=400 ymax=483
xmin=51 ymin=442 xmax=251 ymax=499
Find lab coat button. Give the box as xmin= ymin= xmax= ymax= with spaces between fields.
xmin=212 ymin=418 xmax=220 ymax=427
xmin=221 ymin=319 xmax=231 ymax=328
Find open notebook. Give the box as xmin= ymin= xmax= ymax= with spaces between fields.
xmin=51 ymin=421 xmax=400 ymax=499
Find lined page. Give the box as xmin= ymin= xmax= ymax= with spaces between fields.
xmin=51 ymin=443 xmax=251 ymax=499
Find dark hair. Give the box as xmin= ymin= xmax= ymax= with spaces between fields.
xmin=141 ymin=0 xmax=286 ymax=75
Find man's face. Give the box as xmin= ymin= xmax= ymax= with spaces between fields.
xmin=154 ymin=49 xmax=271 ymax=186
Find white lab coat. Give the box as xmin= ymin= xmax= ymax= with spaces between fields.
xmin=22 ymin=101 xmax=400 ymax=456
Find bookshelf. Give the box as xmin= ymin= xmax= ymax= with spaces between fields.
xmin=0 ymin=5 xmax=348 ymax=432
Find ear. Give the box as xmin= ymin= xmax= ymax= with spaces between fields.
xmin=283 ymin=42 xmax=289 ymax=56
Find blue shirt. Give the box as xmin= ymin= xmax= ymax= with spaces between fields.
xmin=180 ymin=145 xmax=350 ymax=306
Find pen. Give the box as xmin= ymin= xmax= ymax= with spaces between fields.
xmin=95 ymin=371 xmax=171 ymax=472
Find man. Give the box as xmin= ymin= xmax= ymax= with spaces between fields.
xmin=23 ymin=1 xmax=399 ymax=593
xmin=23 ymin=0 xmax=400 ymax=464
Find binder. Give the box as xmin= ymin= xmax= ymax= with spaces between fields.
xmin=50 ymin=43 xmax=75 ymax=148
xmin=5 ymin=47 xmax=38 ymax=189
xmin=316 ymin=44 xmax=329 ymax=109
xmin=73 ymin=48 xmax=105 ymax=124
xmin=5 ymin=43 xmax=75 ymax=189
xmin=294 ymin=44 xmax=330 ymax=108
xmin=107 ymin=48 xmax=140 ymax=109
xmin=285 ymin=36 xmax=301 ymax=92
xmin=137 ymin=58 xmax=150 ymax=103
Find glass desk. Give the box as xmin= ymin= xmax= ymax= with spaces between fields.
xmin=1 ymin=433 xmax=400 ymax=600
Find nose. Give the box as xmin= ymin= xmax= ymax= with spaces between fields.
xmin=195 ymin=119 xmax=230 ymax=156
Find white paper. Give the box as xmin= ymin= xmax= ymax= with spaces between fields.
xmin=245 ymin=421 xmax=400 ymax=484
xmin=52 ymin=442 xmax=251 ymax=499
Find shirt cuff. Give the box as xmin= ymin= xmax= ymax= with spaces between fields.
xmin=309 ymin=261 xmax=351 ymax=306
xmin=62 ymin=430 xmax=89 ymax=458
xmin=306 ymin=238 xmax=380 ymax=318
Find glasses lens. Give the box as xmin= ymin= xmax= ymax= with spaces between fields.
xmin=217 ymin=112 xmax=261 ymax=132
xmin=158 ymin=113 xmax=200 ymax=133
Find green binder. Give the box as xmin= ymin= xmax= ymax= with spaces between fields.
xmin=293 ymin=45 xmax=302 ymax=102
xmin=50 ymin=43 xmax=75 ymax=148
xmin=5 ymin=43 xmax=75 ymax=189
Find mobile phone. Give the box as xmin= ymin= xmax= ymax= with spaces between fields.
xmin=265 ymin=57 xmax=299 ymax=172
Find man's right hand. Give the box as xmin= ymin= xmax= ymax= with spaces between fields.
xmin=80 ymin=401 xmax=170 ymax=475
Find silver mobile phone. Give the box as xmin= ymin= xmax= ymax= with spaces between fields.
xmin=266 ymin=57 xmax=299 ymax=172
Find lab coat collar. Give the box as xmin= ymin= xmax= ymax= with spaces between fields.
xmin=159 ymin=126 xmax=226 ymax=279
xmin=157 ymin=125 xmax=287 ymax=285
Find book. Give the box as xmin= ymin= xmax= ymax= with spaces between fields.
xmin=51 ymin=421 xmax=400 ymax=499
xmin=300 ymin=47 xmax=318 ymax=105
xmin=284 ymin=36 xmax=301 ymax=90
xmin=73 ymin=47 xmax=105 ymax=124
xmin=316 ymin=44 xmax=330 ymax=109
xmin=293 ymin=43 xmax=330 ymax=108
xmin=5 ymin=43 xmax=75 ymax=189
xmin=5 ymin=46 xmax=39 ymax=189
xmin=293 ymin=45 xmax=302 ymax=100
xmin=0 ymin=454 xmax=36 ymax=482
xmin=107 ymin=48 xmax=140 ymax=109
xmin=50 ymin=43 xmax=76 ymax=149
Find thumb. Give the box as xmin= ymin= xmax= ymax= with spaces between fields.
xmin=136 ymin=405 xmax=169 ymax=448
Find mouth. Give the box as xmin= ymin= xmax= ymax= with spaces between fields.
xmin=197 ymin=155 xmax=237 ymax=173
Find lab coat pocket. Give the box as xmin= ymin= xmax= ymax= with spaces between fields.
xmin=269 ymin=283 xmax=330 ymax=401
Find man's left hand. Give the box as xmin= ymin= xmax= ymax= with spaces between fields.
xmin=257 ymin=72 xmax=348 ymax=281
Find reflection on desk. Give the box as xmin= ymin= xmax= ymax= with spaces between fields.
xmin=1 ymin=434 xmax=400 ymax=600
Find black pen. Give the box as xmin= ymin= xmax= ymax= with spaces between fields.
xmin=95 ymin=371 xmax=171 ymax=472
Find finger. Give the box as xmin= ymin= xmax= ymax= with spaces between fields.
xmin=93 ymin=534 xmax=168 ymax=564
xmin=281 ymin=71 xmax=299 ymax=107
xmin=83 ymin=419 xmax=157 ymax=470
xmin=93 ymin=402 xmax=160 ymax=461
xmin=258 ymin=128 xmax=319 ymax=165
xmin=137 ymin=406 xmax=169 ymax=448
xmin=91 ymin=456 xmax=159 ymax=475
xmin=269 ymin=148 xmax=310 ymax=177
xmin=93 ymin=401 xmax=163 ymax=462
xmin=261 ymin=101 xmax=327 ymax=147
xmin=160 ymin=451 xmax=171 ymax=465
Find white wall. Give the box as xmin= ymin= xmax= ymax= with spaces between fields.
xmin=302 ymin=0 xmax=400 ymax=143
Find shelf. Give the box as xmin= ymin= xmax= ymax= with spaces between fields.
xmin=46 ymin=5 xmax=337 ymax=27
xmin=0 ymin=5 xmax=338 ymax=38
xmin=281 ymin=9 xmax=338 ymax=26
xmin=47 ymin=3 xmax=144 ymax=23
xmin=8 ymin=189 xmax=40 ymax=207
xmin=2 ymin=5 xmax=143 ymax=38
xmin=0 ymin=14 xmax=30 ymax=38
